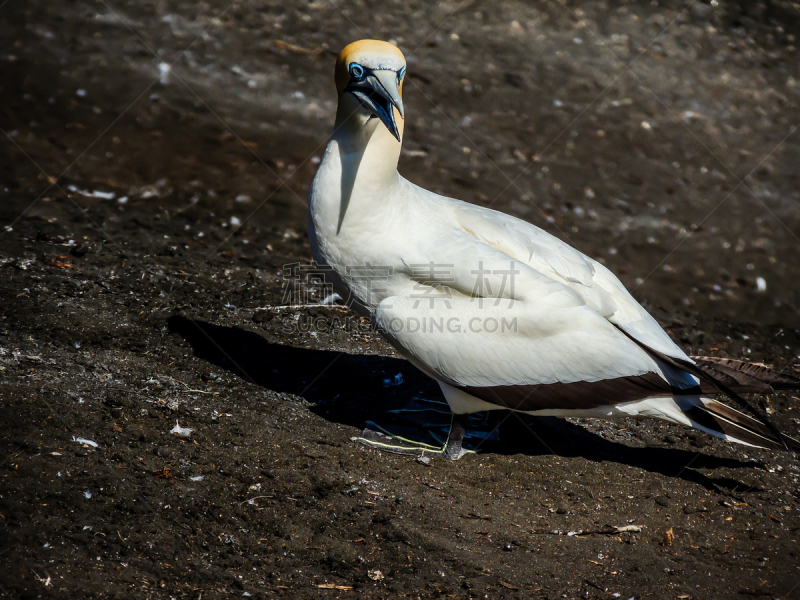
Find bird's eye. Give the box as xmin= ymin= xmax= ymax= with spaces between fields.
xmin=397 ymin=66 xmax=406 ymax=83
xmin=349 ymin=63 xmax=365 ymax=80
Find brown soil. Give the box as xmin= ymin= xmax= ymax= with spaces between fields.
xmin=2 ymin=1 xmax=800 ymax=599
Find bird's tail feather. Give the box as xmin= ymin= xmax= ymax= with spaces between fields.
xmin=680 ymin=397 xmax=800 ymax=452
xmin=672 ymin=357 xmax=792 ymax=452
xmin=691 ymin=356 xmax=800 ymax=394
xmin=615 ymin=328 xmax=795 ymax=452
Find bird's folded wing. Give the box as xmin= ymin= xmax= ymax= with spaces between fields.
xmin=374 ymin=294 xmax=674 ymax=413
xmin=587 ymin=259 xmax=689 ymax=361
xmin=451 ymin=201 xmax=689 ymax=362
xmin=452 ymin=202 xmax=597 ymax=287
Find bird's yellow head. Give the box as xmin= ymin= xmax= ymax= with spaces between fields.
xmin=334 ymin=40 xmax=406 ymax=141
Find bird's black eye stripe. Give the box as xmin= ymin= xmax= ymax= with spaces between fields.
xmin=349 ymin=63 xmax=365 ymax=80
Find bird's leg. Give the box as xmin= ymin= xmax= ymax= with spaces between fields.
xmin=440 ymin=413 xmax=470 ymax=460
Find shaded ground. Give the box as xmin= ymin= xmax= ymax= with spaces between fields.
xmin=2 ymin=1 xmax=800 ymax=598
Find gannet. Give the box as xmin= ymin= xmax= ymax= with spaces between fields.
xmin=308 ymin=40 xmax=799 ymax=459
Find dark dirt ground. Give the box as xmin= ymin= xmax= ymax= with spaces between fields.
xmin=2 ymin=1 xmax=800 ymax=598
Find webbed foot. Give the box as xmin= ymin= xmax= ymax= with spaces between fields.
xmin=356 ymin=413 xmax=472 ymax=460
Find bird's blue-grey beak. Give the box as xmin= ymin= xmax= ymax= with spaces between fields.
xmin=347 ymin=69 xmax=404 ymax=141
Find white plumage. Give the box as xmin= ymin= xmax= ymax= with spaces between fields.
xmin=308 ymin=40 xmax=797 ymax=458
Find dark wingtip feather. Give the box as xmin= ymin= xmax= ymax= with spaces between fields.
xmin=616 ymin=334 xmax=793 ymax=452
xmin=612 ymin=326 xmax=796 ymax=453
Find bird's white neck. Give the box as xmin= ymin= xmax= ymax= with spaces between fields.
xmin=310 ymin=94 xmax=404 ymax=237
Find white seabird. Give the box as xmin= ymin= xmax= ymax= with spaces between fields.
xmin=308 ymin=40 xmax=799 ymax=459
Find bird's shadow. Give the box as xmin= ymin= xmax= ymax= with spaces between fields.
xmin=167 ymin=315 xmax=764 ymax=492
